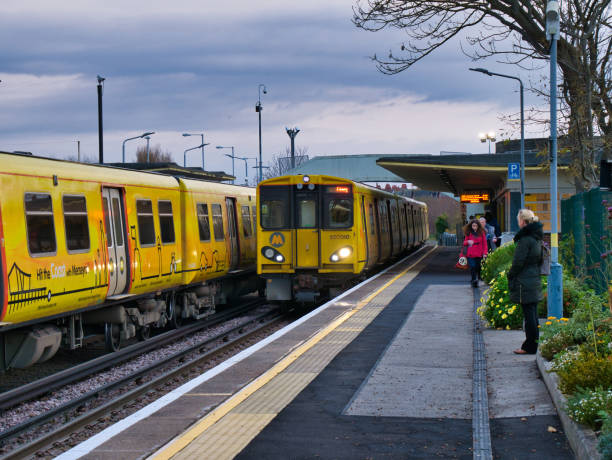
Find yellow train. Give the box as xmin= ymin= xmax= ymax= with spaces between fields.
xmin=257 ymin=174 xmax=428 ymax=302
xmin=0 ymin=152 xmax=259 ymax=371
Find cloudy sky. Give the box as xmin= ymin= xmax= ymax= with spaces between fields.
xmin=0 ymin=0 xmax=548 ymax=184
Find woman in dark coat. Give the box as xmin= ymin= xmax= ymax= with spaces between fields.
xmin=508 ymin=209 xmax=544 ymax=355
xmin=462 ymin=219 xmax=488 ymax=287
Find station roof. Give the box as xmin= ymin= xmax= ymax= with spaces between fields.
xmin=376 ymin=152 xmax=570 ymax=195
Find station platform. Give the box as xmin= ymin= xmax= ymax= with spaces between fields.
xmin=59 ymin=246 xmax=574 ymax=459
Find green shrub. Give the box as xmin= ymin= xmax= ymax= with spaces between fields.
xmin=566 ymin=387 xmax=612 ymax=429
xmin=481 ymin=242 xmax=515 ymax=284
xmin=477 ymin=273 xmax=523 ymax=329
xmin=556 ymin=348 xmax=612 ymax=394
xmin=539 ymin=326 xmax=575 ymax=360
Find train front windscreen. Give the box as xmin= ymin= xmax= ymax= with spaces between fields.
xmin=260 ymin=184 xmax=353 ymax=230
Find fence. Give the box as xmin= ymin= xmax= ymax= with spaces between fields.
xmin=561 ymin=187 xmax=612 ymax=295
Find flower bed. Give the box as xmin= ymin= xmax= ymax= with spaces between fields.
xmin=479 ymin=241 xmax=612 ymax=457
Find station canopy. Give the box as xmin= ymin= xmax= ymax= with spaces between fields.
xmin=376 ymin=152 xmax=567 ymax=196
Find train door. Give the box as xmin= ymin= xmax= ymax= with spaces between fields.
xmin=386 ymin=200 xmax=394 ymax=254
xmin=295 ymin=189 xmax=319 ymax=268
xmin=360 ymin=196 xmax=369 ymax=265
xmin=225 ymin=197 xmax=240 ymax=270
xmin=102 ymin=188 xmax=128 ymax=296
xmin=373 ymin=199 xmax=382 ymax=262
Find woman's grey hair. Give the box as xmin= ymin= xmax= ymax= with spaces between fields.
xmin=517 ymin=208 xmax=539 ymax=224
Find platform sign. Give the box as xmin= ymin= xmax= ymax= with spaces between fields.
xmin=460 ymin=192 xmax=490 ymax=203
xmin=508 ymin=162 xmax=521 ymax=181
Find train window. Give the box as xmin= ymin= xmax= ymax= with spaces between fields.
xmin=25 ymin=193 xmax=57 ymax=255
xmin=251 ymin=205 xmax=257 ymax=231
xmin=324 ymin=198 xmax=353 ymax=228
xmin=158 ymin=200 xmax=175 ymax=244
xmin=102 ymin=197 xmax=112 ymax=247
xmin=136 ymin=199 xmax=156 ymax=246
xmin=112 ymin=198 xmax=124 ymax=247
xmin=241 ymin=206 xmax=252 ymax=237
xmin=212 ymin=204 xmax=224 ymax=241
xmin=63 ymin=195 xmax=90 ymax=252
xmin=368 ymin=204 xmax=375 ymax=234
xmin=260 ymin=186 xmax=289 ymax=229
xmin=296 ymin=191 xmax=317 ymax=228
xmin=197 ymin=203 xmax=211 ymax=242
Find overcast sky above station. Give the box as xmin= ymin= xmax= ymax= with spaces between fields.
xmin=0 ymin=0 xmax=549 ymax=184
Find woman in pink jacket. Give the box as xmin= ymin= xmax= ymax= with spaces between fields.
xmin=463 ymin=219 xmax=488 ymax=287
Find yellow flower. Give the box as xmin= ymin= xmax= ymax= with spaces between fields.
xmin=502 ymin=314 xmax=508 ymax=319
xmin=499 ymin=297 xmax=503 ymax=302
xmin=548 ymin=316 xmax=557 ymax=320
xmin=561 ymin=318 xmax=569 ymax=322
xmin=498 ymin=310 xmax=502 ymax=314
xmin=545 ymin=321 xmax=552 ymax=325
xmin=504 ymin=290 xmax=508 ymax=294
xmin=506 ymin=325 xmax=510 ymax=330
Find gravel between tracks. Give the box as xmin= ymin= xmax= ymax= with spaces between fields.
xmin=0 ymin=304 xmax=290 ymax=457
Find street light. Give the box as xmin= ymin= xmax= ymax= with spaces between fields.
xmin=144 ymin=136 xmax=151 ymax=163
xmin=478 ymin=131 xmax=496 ymax=154
xmin=256 ymin=84 xmax=267 ymax=183
xmin=97 ymin=75 xmax=105 ymax=164
xmin=184 ymin=143 xmax=208 ymax=167
xmin=546 ymin=0 xmax=563 ymax=319
xmin=285 ymin=127 xmax=300 ymax=169
xmin=182 ymin=132 xmax=206 ymax=169
xmin=122 ymin=132 xmax=155 ymax=163
xmin=216 ymin=145 xmax=235 ymax=183
xmin=470 ymin=67 xmax=525 ymax=209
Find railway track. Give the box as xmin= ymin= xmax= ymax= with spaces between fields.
xmin=0 ymin=298 xmax=286 ymax=458
xmin=0 ymin=298 xmax=264 ymax=409
xmin=0 ymin=302 xmax=287 ymax=458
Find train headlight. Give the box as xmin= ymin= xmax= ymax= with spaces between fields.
xmin=330 ymin=246 xmax=352 ymax=262
xmin=262 ymin=246 xmax=285 ymax=263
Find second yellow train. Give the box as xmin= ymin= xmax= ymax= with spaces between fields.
xmin=257 ymin=174 xmax=428 ymax=302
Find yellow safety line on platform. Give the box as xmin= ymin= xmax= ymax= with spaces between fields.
xmin=152 ymin=245 xmax=436 ymax=460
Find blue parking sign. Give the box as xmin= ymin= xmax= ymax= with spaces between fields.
xmin=508 ymin=163 xmax=520 ymax=180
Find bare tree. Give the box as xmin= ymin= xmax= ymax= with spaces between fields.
xmin=135 ymin=144 xmax=173 ymax=163
xmin=264 ymin=146 xmax=310 ymax=179
xmin=354 ymin=1 xmax=611 ymax=190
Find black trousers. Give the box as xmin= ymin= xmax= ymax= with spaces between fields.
xmin=521 ymin=302 xmax=539 ymax=353
xmin=468 ymin=257 xmax=482 ymax=282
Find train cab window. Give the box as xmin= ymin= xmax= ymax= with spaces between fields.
xmin=196 ymin=203 xmax=211 ymax=241
xmin=260 ymin=186 xmax=289 ymax=229
xmin=63 ymin=195 xmax=90 ymax=252
xmin=102 ymin=197 xmax=113 ymax=247
xmin=211 ymin=204 xmax=224 ymax=241
xmin=158 ymin=200 xmax=175 ymax=244
xmin=136 ymin=199 xmax=156 ymax=246
xmin=25 ymin=192 xmax=57 ymax=255
xmin=251 ymin=205 xmax=257 ymax=231
xmin=241 ymin=206 xmax=252 ymax=237
xmin=296 ymin=191 xmax=317 ymax=228
xmin=325 ymin=198 xmax=353 ymax=228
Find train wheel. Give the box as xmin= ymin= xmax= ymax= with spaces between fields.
xmin=137 ymin=325 xmax=151 ymax=341
xmin=104 ymin=323 xmax=121 ymax=352
xmin=166 ymin=292 xmax=182 ymax=329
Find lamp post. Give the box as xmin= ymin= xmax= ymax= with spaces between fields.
xmin=256 ymin=84 xmax=267 ymax=183
xmin=182 ymin=132 xmax=206 ymax=169
xmin=478 ymin=131 xmax=496 ymax=154
xmin=470 ymin=67 xmax=525 ymax=209
xmin=546 ymin=0 xmax=563 ymax=319
xmin=97 ymin=75 xmax=105 ymax=164
xmin=122 ymin=132 xmax=155 ymax=163
xmin=144 ymin=136 xmax=151 ymax=163
xmin=184 ymin=144 xmax=207 ymax=167
xmin=285 ymin=127 xmax=300 ymax=169
xmin=216 ymin=145 xmax=235 ymax=183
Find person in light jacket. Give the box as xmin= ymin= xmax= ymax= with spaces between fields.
xmin=508 ymin=209 xmax=544 ymax=355
xmin=479 ymin=216 xmax=498 ymax=251
xmin=462 ymin=219 xmax=488 ymax=287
